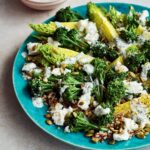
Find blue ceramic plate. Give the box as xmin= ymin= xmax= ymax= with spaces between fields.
xmin=13 ymin=3 xmax=150 ymax=150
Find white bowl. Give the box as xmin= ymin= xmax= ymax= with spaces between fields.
xmin=21 ymin=0 xmax=67 ymax=10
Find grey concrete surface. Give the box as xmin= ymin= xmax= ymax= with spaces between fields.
xmin=0 ymin=0 xmax=150 ymax=149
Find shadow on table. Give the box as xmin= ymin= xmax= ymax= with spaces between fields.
xmin=1 ymin=48 xmax=79 ymax=150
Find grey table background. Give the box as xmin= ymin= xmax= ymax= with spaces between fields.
xmin=0 ymin=0 xmax=150 ymax=150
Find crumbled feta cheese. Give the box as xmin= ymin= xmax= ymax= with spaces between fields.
xmin=27 ymin=42 xmax=39 ymax=55
xmin=64 ymin=126 xmax=70 ymax=133
xmin=61 ymin=52 xmax=84 ymax=65
xmin=32 ymin=97 xmax=44 ymax=108
xmin=94 ymin=105 xmax=111 ymax=116
xmin=115 ymin=62 xmax=128 ymax=73
xmin=78 ymin=93 xmax=91 ymax=110
xmin=116 ymin=38 xmax=131 ymax=57
xmin=82 ymin=82 xmax=93 ymax=94
xmin=44 ymin=67 xmax=51 ymax=79
xmin=123 ymin=118 xmax=138 ymax=131
xmin=34 ymin=68 xmax=42 ymax=75
xmin=60 ymin=85 xmax=68 ymax=96
xmin=83 ymin=64 xmax=94 ymax=74
xmin=77 ymin=19 xmax=99 ymax=45
xmin=113 ymin=129 xmax=130 ymax=141
xmin=139 ymin=10 xmax=149 ymax=26
xmin=55 ymin=21 xmax=62 ymax=28
xmin=51 ymin=68 xmax=61 ymax=76
xmin=51 ymin=103 xmax=73 ymax=126
xmin=48 ymin=37 xmax=61 ymax=47
xmin=141 ymin=62 xmax=150 ymax=81
xmin=113 ymin=117 xmax=138 ymax=141
xmin=131 ymin=100 xmax=150 ymax=128
xmin=84 ymin=33 xmax=99 ymax=45
xmin=93 ymin=101 xmax=98 ymax=107
xmin=123 ymin=80 xmax=147 ymax=94
xmin=77 ymin=19 xmax=89 ymax=32
xmin=21 ymin=52 xmax=27 ymax=58
xmin=78 ymin=57 xmax=92 ymax=65
xmin=63 ymin=68 xmax=71 ymax=75
xmin=22 ymin=62 xmax=37 ymax=72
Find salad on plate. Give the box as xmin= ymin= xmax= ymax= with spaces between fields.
xmin=21 ymin=2 xmax=150 ymax=144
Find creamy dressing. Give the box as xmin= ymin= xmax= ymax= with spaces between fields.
xmin=141 ymin=62 xmax=150 ymax=81
xmin=83 ymin=64 xmax=94 ymax=74
xmin=123 ymin=80 xmax=147 ymax=94
xmin=94 ymin=105 xmax=110 ymax=116
xmin=116 ymin=38 xmax=131 ymax=57
xmin=48 ymin=37 xmax=61 ymax=47
xmin=21 ymin=52 xmax=27 ymax=58
xmin=63 ymin=68 xmax=71 ymax=75
xmin=64 ymin=126 xmax=70 ymax=132
xmin=60 ymin=85 xmax=68 ymax=96
xmin=32 ymin=97 xmax=44 ymax=108
xmin=33 ymin=68 xmax=42 ymax=75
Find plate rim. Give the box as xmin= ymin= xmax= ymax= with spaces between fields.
xmin=12 ymin=2 xmax=150 ymax=150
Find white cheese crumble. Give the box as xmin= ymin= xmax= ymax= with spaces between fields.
xmin=51 ymin=103 xmax=73 ymax=126
xmin=63 ymin=68 xmax=71 ymax=75
xmin=83 ymin=64 xmax=94 ymax=74
xmin=139 ymin=10 xmax=149 ymax=26
xmin=51 ymin=68 xmax=61 ymax=76
xmin=131 ymin=100 xmax=150 ymax=128
xmin=113 ymin=117 xmax=138 ymax=141
xmin=61 ymin=52 xmax=84 ymax=65
xmin=27 ymin=42 xmax=39 ymax=55
xmin=116 ymin=38 xmax=131 ymax=57
xmin=32 ymin=97 xmax=44 ymax=108
xmin=141 ymin=62 xmax=150 ymax=81
xmin=77 ymin=19 xmax=99 ymax=45
xmin=22 ymin=62 xmax=37 ymax=72
xmin=123 ymin=80 xmax=147 ymax=94
xmin=60 ymin=85 xmax=68 ymax=96
xmin=94 ymin=105 xmax=110 ymax=116
xmin=21 ymin=52 xmax=27 ymax=58
xmin=78 ymin=82 xmax=93 ymax=110
xmin=115 ymin=62 xmax=129 ymax=73
xmin=113 ymin=129 xmax=130 ymax=141
xmin=64 ymin=126 xmax=70 ymax=133
xmin=33 ymin=68 xmax=42 ymax=75
xmin=48 ymin=37 xmax=61 ymax=47
xmin=44 ymin=67 xmax=51 ymax=79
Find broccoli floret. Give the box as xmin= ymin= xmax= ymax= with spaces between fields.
xmin=92 ymin=58 xmax=108 ymax=102
xmin=62 ymin=74 xmax=83 ymax=102
xmin=29 ymin=77 xmax=59 ymax=96
xmin=69 ymin=112 xmax=98 ymax=132
xmin=125 ymin=53 xmax=147 ymax=72
xmin=53 ymin=27 xmax=89 ymax=52
xmin=126 ymin=6 xmax=139 ymax=27
xmin=63 ymin=85 xmax=81 ymax=102
xmin=55 ymin=6 xmax=83 ymax=22
xmin=141 ymin=40 xmax=150 ymax=61
xmin=91 ymin=42 xmax=119 ymax=61
xmin=120 ymin=26 xmax=138 ymax=42
xmin=105 ymin=68 xmax=128 ymax=85
xmin=106 ymin=78 xmax=126 ymax=105
xmin=107 ymin=6 xmax=125 ymax=27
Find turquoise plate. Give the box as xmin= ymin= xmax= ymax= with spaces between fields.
xmin=13 ymin=3 xmax=150 ymax=150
